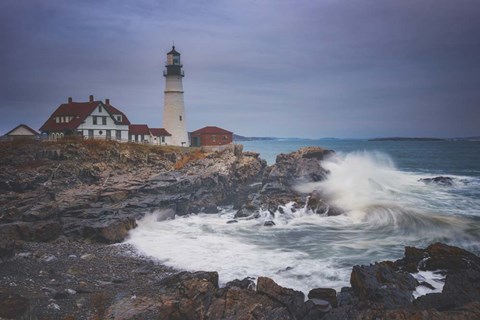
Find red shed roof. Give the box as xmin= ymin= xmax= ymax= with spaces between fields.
xmin=4 ymin=124 xmax=39 ymax=136
xmin=129 ymin=124 xmax=150 ymax=135
xmin=191 ymin=126 xmax=233 ymax=135
xmin=150 ymin=128 xmax=171 ymax=136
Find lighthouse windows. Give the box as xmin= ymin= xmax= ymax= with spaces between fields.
xmin=179 ymin=116 xmax=182 ymax=121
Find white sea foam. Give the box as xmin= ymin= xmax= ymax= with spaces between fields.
xmin=126 ymin=151 xmax=480 ymax=294
xmin=412 ymin=271 xmax=445 ymax=298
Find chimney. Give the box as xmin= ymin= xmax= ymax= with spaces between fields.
xmin=105 ymin=98 xmax=110 ymax=106
xmin=89 ymin=95 xmax=94 ymax=102
xmin=68 ymin=97 xmax=73 ymax=103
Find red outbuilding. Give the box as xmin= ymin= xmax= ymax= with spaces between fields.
xmin=191 ymin=126 xmax=233 ymax=147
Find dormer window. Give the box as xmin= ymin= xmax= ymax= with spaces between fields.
xmin=117 ymin=115 xmax=122 ymax=122
xmin=55 ymin=117 xmax=59 ymax=123
xmin=99 ymin=106 xmax=102 ymax=112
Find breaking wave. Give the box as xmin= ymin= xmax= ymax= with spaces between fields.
xmin=126 ymin=151 xmax=480 ymax=294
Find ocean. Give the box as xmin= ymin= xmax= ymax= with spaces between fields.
xmin=126 ymin=139 xmax=480 ymax=294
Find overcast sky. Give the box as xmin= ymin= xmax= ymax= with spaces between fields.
xmin=1 ymin=0 xmax=479 ymax=138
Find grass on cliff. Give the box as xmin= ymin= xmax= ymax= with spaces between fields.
xmin=173 ymin=149 xmax=208 ymax=170
xmin=0 ymin=137 xmax=204 ymax=168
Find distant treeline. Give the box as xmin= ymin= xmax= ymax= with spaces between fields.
xmin=368 ymin=137 xmax=446 ymax=141
xmin=233 ymin=134 xmax=277 ymax=141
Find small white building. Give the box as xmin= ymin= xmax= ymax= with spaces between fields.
xmin=40 ymin=95 xmax=130 ymax=141
xmin=3 ymin=124 xmax=39 ymax=140
xmin=150 ymin=128 xmax=172 ymax=145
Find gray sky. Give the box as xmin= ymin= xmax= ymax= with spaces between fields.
xmin=1 ymin=0 xmax=479 ymax=138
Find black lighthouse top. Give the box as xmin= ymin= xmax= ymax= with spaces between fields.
xmin=164 ymin=46 xmax=184 ymax=77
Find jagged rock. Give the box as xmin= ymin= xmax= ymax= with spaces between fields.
xmin=236 ymin=146 xmax=334 ymax=218
xmin=396 ymin=242 xmax=480 ymax=273
xmin=82 ymin=217 xmax=136 ymax=243
xmin=225 ymin=278 xmax=256 ymax=290
xmin=308 ymin=288 xmax=338 ymax=308
xmin=350 ymin=261 xmax=418 ymax=309
xmin=207 ymin=286 xmax=290 ymax=320
xmin=0 ymin=221 xmax=61 ymax=242
xmin=257 ymin=276 xmax=307 ymax=319
xmin=264 ymin=220 xmax=276 ymax=226
xmin=419 ymin=176 xmax=454 ymax=186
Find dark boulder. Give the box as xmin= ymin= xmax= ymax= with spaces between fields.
xmin=396 ymin=242 xmax=480 ymax=273
xmin=308 ymin=288 xmax=338 ymax=308
xmin=264 ymin=220 xmax=276 ymax=226
xmin=207 ymin=286 xmax=290 ymax=320
xmin=257 ymin=276 xmax=307 ymax=319
xmin=419 ymin=176 xmax=454 ymax=186
xmin=82 ymin=217 xmax=137 ymax=243
xmin=0 ymin=221 xmax=61 ymax=242
xmin=350 ymin=261 xmax=418 ymax=309
xmin=225 ymin=278 xmax=256 ymax=290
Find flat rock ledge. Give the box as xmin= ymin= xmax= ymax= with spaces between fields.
xmin=1 ymin=242 xmax=480 ymax=319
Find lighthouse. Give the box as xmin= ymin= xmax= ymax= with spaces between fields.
xmin=163 ymin=46 xmax=189 ymax=146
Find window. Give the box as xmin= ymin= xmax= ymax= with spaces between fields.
xmin=179 ymin=115 xmax=182 ymax=121
xmin=102 ymin=116 xmax=107 ymax=125
xmin=99 ymin=130 xmax=103 ymax=135
xmin=55 ymin=117 xmax=59 ymax=123
xmin=106 ymin=130 xmax=111 ymax=139
xmin=161 ymin=136 xmax=165 ymax=143
xmin=93 ymin=116 xmax=98 ymax=125
xmin=99 ymin=106 xmax=102 ymax=112
xmin=116 ymin=130 xmax=121 ymax=140
xmin=212 ymin=135 xmax=216 ymax=142
xmin=117 ymin=115 xmax=122 ymax=122
xmin=88 ymin=130 xmax=94 ymax=138
xmin=223 ymin=135 xmax=227 ymax=140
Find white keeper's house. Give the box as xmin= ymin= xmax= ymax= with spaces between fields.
xmin=39 ymin=95 xmax=172 ymax=144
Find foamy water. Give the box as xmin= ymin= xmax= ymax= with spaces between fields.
xmin=126 ymin=150 xmax=480 ymax=294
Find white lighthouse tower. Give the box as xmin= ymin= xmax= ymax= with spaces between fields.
xmin=163 ymin=46 xmax=189 ymax=146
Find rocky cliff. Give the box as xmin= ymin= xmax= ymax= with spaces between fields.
xmin=1 ymin=140 xmax=479 ymax=319
xmin=0 ymin=139 xmax=266 ymax=244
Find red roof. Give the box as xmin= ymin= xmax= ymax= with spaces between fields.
xmin=105 ymin=104 xmax=131 ymax=125
xmin=4 ymin=124 xmax=39 ymax=136
xmin=39 ymin=100 xmax=130 ymax=133
xmin=40 ymin=101 xmax=98 ymax=132
xmin=191 ymin=126 xmax=233 ymax=135
xmin=129 ymin=124 xmax=150 ymax=135
xmin=150 ymin=128 xmax=171 ymax=136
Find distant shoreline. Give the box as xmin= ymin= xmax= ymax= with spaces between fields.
xmin=368 ymin=137 xmax=446 ymax=142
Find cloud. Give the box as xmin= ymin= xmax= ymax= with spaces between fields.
xmin=1 ymin=0 xmax=479 ymax=138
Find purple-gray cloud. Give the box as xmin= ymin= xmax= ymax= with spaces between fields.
xmin=1 ymin=0 xmax=479 ymax=138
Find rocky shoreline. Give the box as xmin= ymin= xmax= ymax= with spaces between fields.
xmin=1 ymin=139 xmax=480 ymax=319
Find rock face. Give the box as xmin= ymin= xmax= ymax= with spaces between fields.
xmin=327 ymin=243 xmax=480 ymax=320
xmin=236 ymin=146 xmax=335 ymax=218
xmin=350 ymin=262 xmax=418 ymax=309
xmin=0 ymin=140 xmax=266 ymax=244
xmin=2 ymin=236 xmax=480 ymax=319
